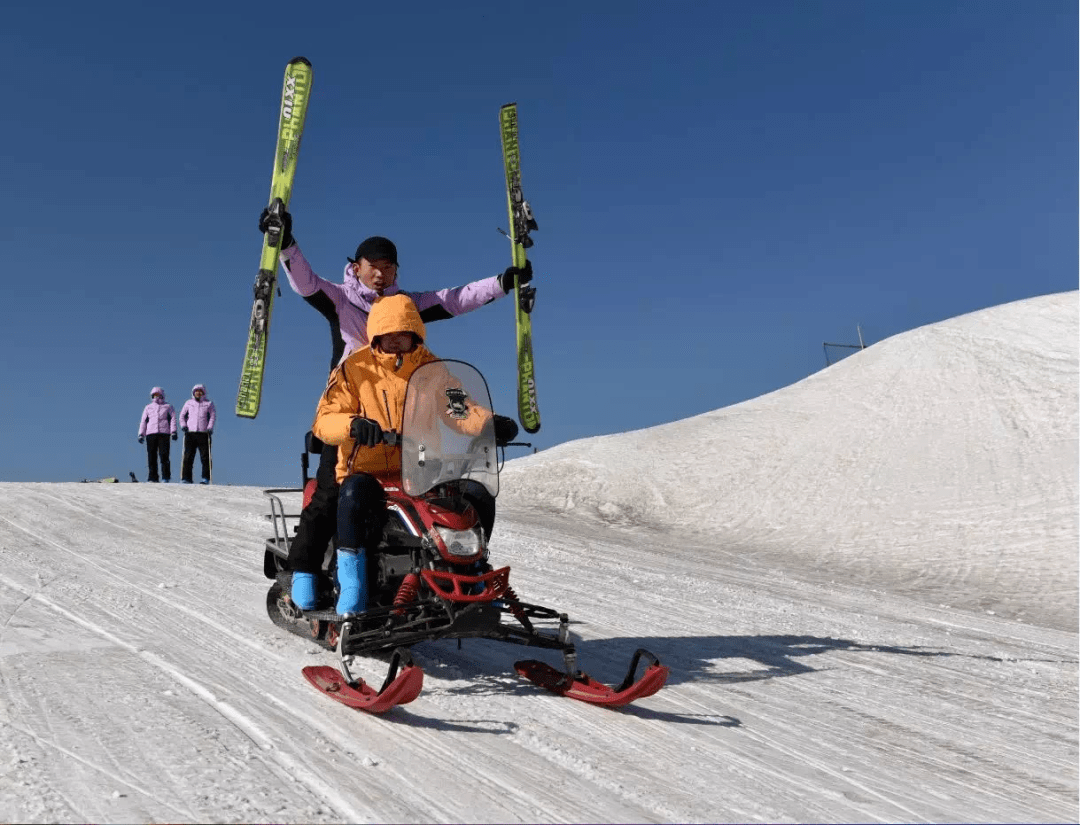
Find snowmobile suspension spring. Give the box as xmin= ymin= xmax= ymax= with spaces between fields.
xmin=503 ymin=586 xmax=528 ymax=623
xmin=393 ymin=573 xmax=420 ymax=615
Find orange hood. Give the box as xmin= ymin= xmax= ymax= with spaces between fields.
xmin=368 ymin=294 xmax=426 ymax=344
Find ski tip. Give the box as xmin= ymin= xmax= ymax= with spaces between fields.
xmin=289 ymin=56 xmax=312 ymax=66
xmin=500 ymin=101 xmax=517 ymax=110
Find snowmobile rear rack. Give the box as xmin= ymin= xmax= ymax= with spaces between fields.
xmin=262 ymin=487 xmax=303 ymax=554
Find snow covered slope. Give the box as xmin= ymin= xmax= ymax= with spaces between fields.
xmin=502 ymin=291 xmax=1079 ymax=630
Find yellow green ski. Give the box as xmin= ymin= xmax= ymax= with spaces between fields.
xmin=236 ymin=57 xmax=313 ymax=418
xmin=499 ymin=102 xmax=540 ymax=434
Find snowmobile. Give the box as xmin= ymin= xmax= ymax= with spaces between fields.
xmin=262 ymin=359 xmax=668 ymax=713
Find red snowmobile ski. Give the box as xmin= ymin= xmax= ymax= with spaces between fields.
xmin=302 ymin=648 xmax=423 ymax=713
xmin=262 ymin=360 xmax=669 ymax=713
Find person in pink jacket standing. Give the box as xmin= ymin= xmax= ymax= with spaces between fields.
xmin=179 ymin=384 xmax=217 ymax=484
xmin=137 ymin=387 xmax=177 ymax=482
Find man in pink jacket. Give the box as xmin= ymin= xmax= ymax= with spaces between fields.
xmin=179 ymin=384 xmax=217 ymax=484
xmin=137 ymin=387 xmax=177 ymax=482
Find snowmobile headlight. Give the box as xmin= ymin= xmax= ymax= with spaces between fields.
xmin=434 ymin=524 xmax=484 ymax=557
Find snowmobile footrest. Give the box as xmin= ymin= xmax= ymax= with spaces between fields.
xmin=514 ymin=648 xmax=669 ymax=708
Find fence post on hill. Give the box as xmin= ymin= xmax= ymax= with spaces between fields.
xmin=823 ymin=324 xmax=867 ymax=366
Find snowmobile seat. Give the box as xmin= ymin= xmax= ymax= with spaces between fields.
xmin=305 ymin=430 xmax=324 ymax=455
xmin=299 ymin=430 xmax=327 ymax=494
xmin=303 ymin=478 xmax=318 ymax=510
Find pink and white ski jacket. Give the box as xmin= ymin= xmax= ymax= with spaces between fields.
xmin=179 ymin=385 xmax=217 ymax=433
xmin=279 ymin=244 xmax=507 ymax=372
xmin=138 ymin=389 xmax=177 ymax=437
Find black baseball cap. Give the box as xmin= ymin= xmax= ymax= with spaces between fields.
xmin=348 ymin=236 xmax=398 ymax=265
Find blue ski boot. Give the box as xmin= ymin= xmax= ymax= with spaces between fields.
xmin=335 ymin=549 xmax=367 ymax=616
xmin=291 ymin=571 xmax=317 ymax=611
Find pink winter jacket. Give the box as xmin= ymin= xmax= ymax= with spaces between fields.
xmin=138 ymin=391 xmax=177 ymax=437
xmin=179 ymin=385 xmax=217 ymax=433
xmin=279 ymin=244 xmax=507 ymax=369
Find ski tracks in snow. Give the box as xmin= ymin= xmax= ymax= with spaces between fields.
xmin=490 ymin=511 xmax=1078 ymax=823
xmin=0 ymin=488 xmax=368 ymax=823
xmin=0 ymin=485 xmax=1075 ymax=823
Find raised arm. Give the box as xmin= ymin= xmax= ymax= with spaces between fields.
xmin=280 ymin=244 xmax=346 ymax=301
xmin=408 ymin=261 xmax=531 ymax=323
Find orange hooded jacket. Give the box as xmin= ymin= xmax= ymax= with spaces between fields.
xmin=312 ymin=294 xmax=488 ymax=483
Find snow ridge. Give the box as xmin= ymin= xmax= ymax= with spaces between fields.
xmin=502 ymin=292 xmax=1079 ymax=630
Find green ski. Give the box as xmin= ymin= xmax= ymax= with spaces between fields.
xmin=236 ymin=57 xmax=313 ymax=418
xmin=498 ymin=102 xmax=540 ymax=434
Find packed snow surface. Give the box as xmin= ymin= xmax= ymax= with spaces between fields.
xmin=0 ymin=292 xmax=1076 ymax=823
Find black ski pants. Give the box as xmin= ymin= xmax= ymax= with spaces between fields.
xmin=463 ymin=481 xmax=496 ymax=544
xmin=336 ymin=472 xmax=389 ymax=550
xmin=287 ymin=445 xmax=340 ymax=574
xmin=182 ymin=432 xmax=212 ymax=482
xmin=145 ymin=433 xmax=171 ymax=482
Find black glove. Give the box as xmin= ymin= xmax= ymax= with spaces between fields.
xmin=138 ymin=436 xmax=144 ymax=444
xmin=258 ymin=205 xmax=294 ymax=250
xmin=182 ymin=426 xmax=189 ymax=434
xmin=172 ymin=432 xmax=178 ymax=441
xmin=494 ymin=414 xmax=519 ymax=446
xmin=349 ymin=417 xmax=385 ymax=447
xmin=499 ymin=259 xmax=533 ymax=293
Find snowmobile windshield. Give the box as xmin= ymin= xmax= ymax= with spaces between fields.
xmin=400 ymin=360 xmax=498 ymax=499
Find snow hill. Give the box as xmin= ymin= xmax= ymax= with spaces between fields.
xmin=0 ymin=292 xmax=1075 ymax=823
xmin=502 ymin=291 xmax=1079 ymax=631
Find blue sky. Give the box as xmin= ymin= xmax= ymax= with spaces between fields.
xmin=1 ymin=1 xmax=1075 ymax=485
